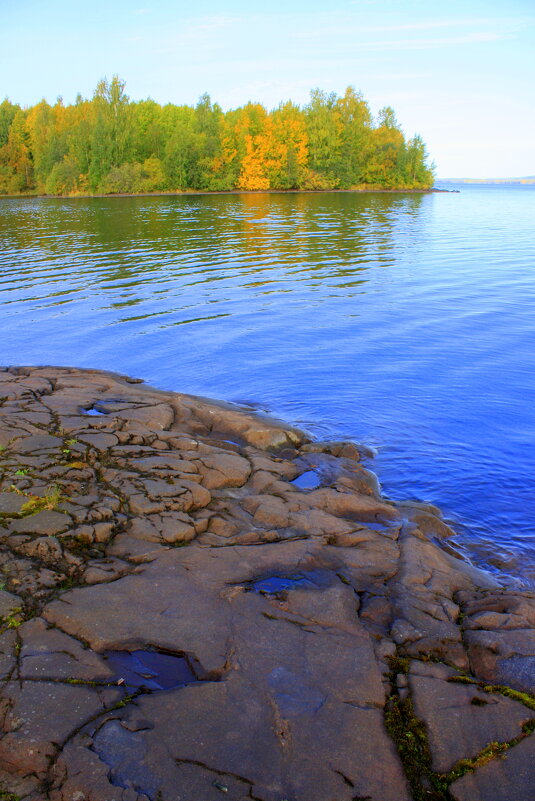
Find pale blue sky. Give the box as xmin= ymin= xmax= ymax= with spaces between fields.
xmin=1 ymin=0 xmax=534 ymax=177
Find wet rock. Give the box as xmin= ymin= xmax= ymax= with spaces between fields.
xmin=49 ymin=735 xmax=151 ymax=801
xmin=402 ymin=508 xmax=457 ymax=539
xmin=301 ymin=439 xmax=366 ymax=461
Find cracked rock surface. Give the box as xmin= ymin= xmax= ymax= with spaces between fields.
xmin=0 ymin=366 xmax=534 ymax=801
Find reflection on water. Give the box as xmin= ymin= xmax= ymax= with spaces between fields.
xmin=0 ymin=191 xmax=417 ymax=314
xmin=1 ymin=188 xmax=534 ymax=585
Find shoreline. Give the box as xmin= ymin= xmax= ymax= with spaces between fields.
xmin=0 ymin=186 xmax=453 ymax=201
xmin=0 ymin=366 xmax=534 ymax=800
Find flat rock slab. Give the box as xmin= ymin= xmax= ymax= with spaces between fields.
xmin=0 ymin=492 xmax=28 ymax=516
xmin=9 ymin=509 xmax=72 ymax=536
xmin=450 ymin=734 xmax=535 ymax=801
xmin=14 ymin=433 xmax=64 ymax=452
xmin=463 ymin=628 xmax=535 ymax=693
xmin=409 ymin=661 xmax=533 ymax=773
xmin=0 ymin=366 xmax=534 ymax=801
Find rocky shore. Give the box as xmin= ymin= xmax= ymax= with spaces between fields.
xmin=0 ymin=366 xmax=534 ymax=801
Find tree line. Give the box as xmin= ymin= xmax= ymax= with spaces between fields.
xmin=0 ymin=77 xmax=434 ymax=196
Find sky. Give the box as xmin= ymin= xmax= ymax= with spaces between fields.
xmin=1 ymin=0 xmax=534 ymax=178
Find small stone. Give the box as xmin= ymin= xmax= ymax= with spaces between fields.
xmin=74 ymin=524 xmax=95 ymax=543
xmin=159 ymin=517 xmax=196 ymax=544
xmin=93 ymin=522 xmax=114 ymax=543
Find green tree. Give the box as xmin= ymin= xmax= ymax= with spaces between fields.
xmin=162 ymin=104 xmax=198 ymax=189
xmin=0 ymin=109 xmax=33 ymax=193
xmin=361 ymin=106 xmax=405 ymax=188
xmin=64 ymin=94 xmax=94 ymax=182
xmin=131 ymin=99 xmax=164 ymax=163
xmin=0 ymin=99 xmax=19 ymax=148
xmin=403 ymin=135 xmax=434 ymax=188
xmin=193 ymin=93 xmax=223 ymax=189
xmin=44 ymin=156 xmax=80 ymax=194
xmin=26 ymin=99 xmax=68 ymax=190
xmin=337 ymin=87 xmax=373 ymax=187
xmin=305 ymin=89 xmax=343 ymax=187
xmin=89 ymin=76 xmax=132 ymax=191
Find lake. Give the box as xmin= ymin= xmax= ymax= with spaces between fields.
xmin=1 ymin=186 xmax=534 ymax=585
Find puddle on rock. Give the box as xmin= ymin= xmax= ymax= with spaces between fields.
xmin=290 ymin=470 xmax=322 ymax=490
xmin=247 ymin=570 xmax=331 ymax=597
xmin=82 ymin=398 xmax=128 ymax=416
xmin=103 ymin=649 xmax=198 ymax=691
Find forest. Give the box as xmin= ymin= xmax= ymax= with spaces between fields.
xmin=0 ymin=77 xmax=434 ymax=195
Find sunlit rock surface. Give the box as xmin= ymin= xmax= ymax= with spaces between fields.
xmin=0 ymin=366 xmax=534 ymax=801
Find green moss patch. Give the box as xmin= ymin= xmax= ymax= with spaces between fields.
xmin=447 ymin=676 xmax=535 ymax=711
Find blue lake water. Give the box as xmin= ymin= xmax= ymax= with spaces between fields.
xmin=1 ymin=185 xmax=534 ymax=585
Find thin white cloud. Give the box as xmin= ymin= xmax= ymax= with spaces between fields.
xmin=353 ymin=32 xmax=503 ymax=49
xmin=374 ymin=72 xmax=427 ymax=81
xmin=148 ymin=11 xmax=506 ymax=63
xmin=356 ymin=16 xmax=530 ymax=33
xmin=291 ymin=25 xmax=505 ymax=50
xmin=290 ymin=10 xmax=529 ymax=43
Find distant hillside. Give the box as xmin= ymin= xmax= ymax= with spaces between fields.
xmin=438 ymin=177 xmax=535 ymax=185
